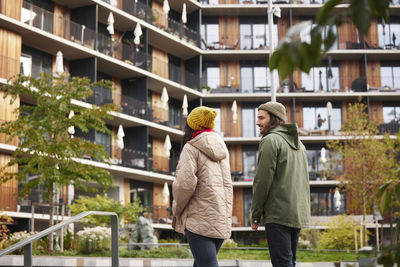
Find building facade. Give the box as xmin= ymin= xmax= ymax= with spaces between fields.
xmin=0 ymin=0 xmax=399 ymax=243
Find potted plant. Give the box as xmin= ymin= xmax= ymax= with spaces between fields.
xmin=201 ymin=84 xmax=211 ymax=94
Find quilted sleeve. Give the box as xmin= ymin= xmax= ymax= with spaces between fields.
xmin=172 ymin=144 xmax=198 ymax=216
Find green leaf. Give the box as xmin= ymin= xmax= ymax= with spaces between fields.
xmin=379 ymin=190 xmax=391 ymax=214
xmin=316 ymin=0 xmax=342 ymax=25
xmin=377 ymin=181 xmax=391 ymax=198
xmin=323 ymin=27 xmax=337 ymax=52
xmin=350 ymin=0 xmax=371 ymax=35
xmin=395 ymin=182 xmax=400 ymax=200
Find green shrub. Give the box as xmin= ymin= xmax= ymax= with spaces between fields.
xmin=222 ymin=239 xmax=237 ymax=248
xmin=317 ymin=215 xmax=370 ymax=250
xmin=75 ymin=227 xmax=111 ymax=254
xmin=300 ymin=229 xmax=321 ymax=248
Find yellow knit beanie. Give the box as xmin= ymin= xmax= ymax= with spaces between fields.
xmin=187 ymin=106 xmax=217 ymax=130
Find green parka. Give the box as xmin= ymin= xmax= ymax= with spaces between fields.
xmin=251 ymin=124 xmax=310 ymax=229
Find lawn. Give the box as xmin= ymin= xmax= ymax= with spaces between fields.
xmin=39 ymin=246 xmax=358 ymax=262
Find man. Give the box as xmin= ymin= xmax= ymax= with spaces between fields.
xmin=251 ymin=101 xmax=310 ymax=267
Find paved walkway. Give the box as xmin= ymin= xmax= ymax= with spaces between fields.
xmin=0 ymin=255 xmax=362 ymax=266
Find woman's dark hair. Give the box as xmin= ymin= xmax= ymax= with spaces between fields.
xmin=180 ymin=122 xmax=196 ymax=151
xmin=262 ymin=113 xmax=284 ymax=137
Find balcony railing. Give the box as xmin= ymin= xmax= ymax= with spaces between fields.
xmin=117 ymin=92 xmax=185 ymax=130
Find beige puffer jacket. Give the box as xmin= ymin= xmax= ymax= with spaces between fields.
xmin=172 ymin=131 xmax=233 ymax=239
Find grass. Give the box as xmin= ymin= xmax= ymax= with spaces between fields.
xmin=217 ymin=248 xmax=358 ymax=262
xmin=30 ymin=246 xmax=358 ymax=262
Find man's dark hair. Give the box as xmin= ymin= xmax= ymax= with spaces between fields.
xmin=262 ymin=113 xmax=284 ymax=137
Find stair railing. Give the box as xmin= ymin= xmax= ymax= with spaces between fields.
xmin=0 ymin=211 xmax=119 ymax=267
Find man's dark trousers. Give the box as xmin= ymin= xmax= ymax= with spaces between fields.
xmin=265 ymin=223 xmax=301 ymax=267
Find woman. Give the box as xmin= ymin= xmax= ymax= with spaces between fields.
xmin=172 ymin=106 xmax=233 ymax=267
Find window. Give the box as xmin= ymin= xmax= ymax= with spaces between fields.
xmin=201 ymin=17 xmax=219 ymax=48
xmin=242 ymin=146 xmax=258 ymax=181
xmin=130 ymin=180 xmax=153 ymax=213
xmin=301 ymin=66 xmax=340 ymax=92
xmin=240 ymin=62 xmax=279 ymax=93
xmin=310 ymin=188 xmax=345 ymax=216
xmin=383 ymin=105 xmax=400 ymax=124
xmin=303 ymin=105 xmax=342 ymax=131
xmin=95 ymin=130 xmax=111 ymax=156
xmin=380 ymin=65 xmax=400 ymax=89
xmin=203 ymin=62 xmax=220 ymax=89
xmin=299 ymin=20 xmax=338 ymax=50
xmin=242 ymin=106 xmax=260 ymax=137
xmin=22 ymin=46 xmax=52 ymax=78
xmin=378 ymin=17 xmax=400 ymax=48
xmin=20 ymin=54 xmax=32 ymax=76
xmin=168 ymin=99 xmax=182 ymax=129
xmin=243 ymin=188 xmax=253 ymax=227
xmin=239 ymin=21 xmax=278 ymax=50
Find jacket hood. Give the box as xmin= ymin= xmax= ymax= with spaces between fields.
xmin=188 ymin=132 xmax=228 ymax=161
xmin=270 ymin=124 xmax=300 ymax=150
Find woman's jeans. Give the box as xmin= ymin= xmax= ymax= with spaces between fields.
xmin=265 ymin=223 xmax=301 ymax=267
xmin=185 ymin=230 xmax=224 ymax=267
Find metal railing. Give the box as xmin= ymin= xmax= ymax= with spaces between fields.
xmin=0 ymin=211 xmax=120 ymax=267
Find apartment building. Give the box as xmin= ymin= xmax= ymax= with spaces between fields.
xmin=0 ymin=0 xmax=399 ymax=243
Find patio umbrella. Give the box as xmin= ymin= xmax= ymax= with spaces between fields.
xmin=164 ymin=134 xmax=171 ymax=158
xmin=161 ymin=87 xmax=169 ymax=109
xmin=232 ymin=100 xmax=237 ymax=124
xmin=68 ymin=110 xmax=75 ymax=136
xmin=117 ymin=124 xmax=125 ymax=150
xmin=162 ymin=182 xmax=170 ymax=205
xmin=181 ymin=3 xmax=187 ymax=24
xmin=327 ymin=101 xmax=332 ymax=132
xmin=320 ymin=147 xmax=327 ymax=163
xmin=134 ymin=23 xmax=142 ymax=45
xmin=334 ymin=188 xmax=341 ymax=211
xmin=163 ymin=0 xmax=170 ymax=15
xmin=55 ymin=51 xmax=64 ymax=74
xmin=182 ymin=94 xmax=188 ymax=117
xmin=107 ymin=12 xmax=115 ymax=37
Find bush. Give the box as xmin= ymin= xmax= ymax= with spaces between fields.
xmin=222 ymin=239 xmax=237 ymax=248
xmin=3 ymin=231 xmax=38 ymax=254
xmin=75 ymin=227 xmax=111 ymax=254
xmin=317 ymin=215 xmax=370 ymax=250
xmin=300 ymin=229 xmax=321 ymax=249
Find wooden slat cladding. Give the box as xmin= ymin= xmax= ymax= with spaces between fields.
xmin=1 ymin=0 xmax=22 ymax=20
xmin=229 ymin=145 xmax=243 ymax=172
xmin=232 ymin=188 xmax=244 ymax=227
xmin=220 ymin=102 xmax=242 ymax=137
xmin=0 ymin=29 xmax=22 ymax=79
xmin=369 ymin=101 xmax=383 ymax=125
xmin=282 ymin=101 xmax=294 ymax=123
xmin=153 ymin=183 xmax=169 ymax=222
xmin=220 ymin=61 xmax=240 ymax=89
xmin=0 ymin=91 xmax=19 ymax=146
xmin=152 ymin=138 xmax=169 ymax=173
xmin=219 ymin=16 xmax=239 ymax=49
xmin=337 ymin=22 xmax=358 ymax=49
xmin=341 ymin=101 xmax=352 ymax=124
xmin=0 ymin=154 xmax=18 ymax=211
xmin=53 ymin=4 xmax=70 ymax=39
xmin=152 ymin=1 xmax=168 ymax=30
xmin=278 ymin=16 xmax=289 ymax=42
xmin=366 ymin=60 xmax=381 ymax=89
xmin=112 ymin=77 xmax=122 ymax=106
xmin=124 ymin=178 xmax=130 ymax=204
xmin=152 ymin=91 xmax=169 ymax=123
xmin=295 ymin=102 xmax=303 ymax=128
xmin=365 ymin=18 xmax=379 ymax=48
xmin=152 ymin=48 xmax=169 ymax=79
xmin=340 ymin=61 xmax=360 ymax=92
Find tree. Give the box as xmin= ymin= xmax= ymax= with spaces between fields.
xmin=270 ymin=0 xmax=391 ymax=80
xmin=68 ymin=194 xmax=145 ymax=226
xmin=0 ymin=73 xmax=118 ymax=251
xmin=327 ymin=100 xmax=397 ymax=247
